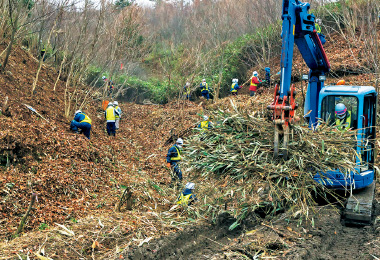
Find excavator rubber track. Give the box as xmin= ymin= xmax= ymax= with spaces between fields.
xmin=341 ymin=181 xmax=376 ymax=226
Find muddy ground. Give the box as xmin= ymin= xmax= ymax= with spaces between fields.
xmin=125 ymin=199 xmax=380 ymax=260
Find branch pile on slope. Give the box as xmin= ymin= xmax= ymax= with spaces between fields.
xmin=184 ymin=96 xmax=361 ymax=225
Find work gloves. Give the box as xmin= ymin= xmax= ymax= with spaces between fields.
xmin=167 ymin=162 xmax=171 ymax=168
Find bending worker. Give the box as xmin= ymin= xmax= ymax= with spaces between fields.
xmin=166 ymin=138 xmax=184 ymax=183
xmin=105 ymin=102 xmax=120 ymax=136
xmin=70 ymin=110 xmax=92 ymax=139
xmin=199 ymin=79 xmax=210 ymax=100
xmin=198 ymin=115 xmax=213 ymax=130
xmin=177 ymin=182 xmax=197 ymax=206
xmin=335 ymin=103 xmax=351 ymax=131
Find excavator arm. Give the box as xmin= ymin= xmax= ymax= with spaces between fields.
xmin=268 ymin=0 xmax=330 ymax=158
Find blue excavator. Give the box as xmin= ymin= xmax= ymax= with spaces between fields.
xmin=267 ymin=0 xmax=377 ymax=225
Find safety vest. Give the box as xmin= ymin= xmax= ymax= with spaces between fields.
xmin=230 ymin=83 xmax=238 ymax=93
xmin=185 ymin=87 xmax=190 ymax=95
xmin=200 ymin=83 xmax=209 ymax=92
xmin=250 ymin=76 xmax=258 ymax=88
xmin=200 ymin=120 xmax=209 ymax=129
xmin=177 ymin=193 xmax=192 ymax=206
xmin=315 ymin=23 xmax=321 ymax=33
xmin=79 ymin=113 xmax=92 ymax=125
xmin=171 ymin=146 xmax=181 ymax=161
xmin=106 ymin=106 xmax=116 ymax=121
xmin=115 ymin=106 xmax=120 ymax=118
xmin=336 ymin=111 xmax=351 ymax=131
xmin=41 ymin=48 xmax=46 ymax=52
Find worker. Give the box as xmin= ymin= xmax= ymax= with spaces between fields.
xmin=177 ymin=182 xmax=197 ymax=206
xmin=250 ymin=71 xmax=262 ymax=96
xmin=40 ymin=45 xmax=46 ymax=61
xmin=265 ymin=67 xmax=271 ymax=87
xmin=199 ymin=79 xmax=210 ymax=100
xmin=114 ymin=101 xmax=122 ymax=130
xmin=315 ymin=18 xmax=326 ymax=45
xmin=335 ymin=103 xmax=351 ymax=131
xmin=198 ymin=115 xmax=213 ymax=130
xmin=166 ymin=138 xmax=184 ymax=183
xmin=230 ymin=79 xmax=241 ymax=96
xmin=70 ymin=110 xmax=92 ymax=139
xmin=105 ymin=102 xmax=120 ymax=136
xmin=109 ymin=80 xmax=114 ymax=94
xmin=184 ymin=82 xmax=191 ymax=100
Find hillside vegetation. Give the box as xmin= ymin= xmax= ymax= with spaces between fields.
xmin=0 ymin=0 xmax=380 ymax=259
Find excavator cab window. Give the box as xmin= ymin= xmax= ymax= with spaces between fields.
xmin=320 ymin=95 xmax=358 ymax=129
xmin=361 ymin=94 xmax=376 ymax=170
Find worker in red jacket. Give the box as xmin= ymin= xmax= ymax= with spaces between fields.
xmin=250 ymin=71 xmax=262 ymax=96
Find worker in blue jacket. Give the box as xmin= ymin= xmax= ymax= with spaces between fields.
xmin=230 ymin=78 xmax=241 ymax=96
xmin=70 ymin=110 xmax=92 ymax=139
xmin=166 ymin=138 xmax=184 ymax=183
xmin=199 ymin=79 xmax=210 ymax=100
xmin=177 ymin=182 xmax=197 ymax=206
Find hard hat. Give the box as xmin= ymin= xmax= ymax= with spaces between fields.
xmin=336 ymin=80 xmax=345 ymax=85
xmin=335 ymin=103 xmax=347 ymax=119
xmin=102 ymin=76 xmax=106 ymax=80
xmin=253 ymin=71 xmax=258 ymax=77
xmin=203 ymin=115 xmax=209 ymax=121
xmin=113 ymin=101 xmax=118 ymax=106
xmin=316 ymin=18 xmax=322 ymax=23
xmin=176 ymin=138 xmax=183 ymax=145
xmin=74 ymin=110 xmax=82 ymax=116
xmin=186 ymin=82 xmax=190 ymax=86
xmin=232 ymin=78 xmax=238 ymax=83
xmin=202 ymin=79 xmax=206 ymax=82
xmin=108 ymin=101 xmax=113 ymax=106
xmin=185 ymin=182 xmax=195 ymax=190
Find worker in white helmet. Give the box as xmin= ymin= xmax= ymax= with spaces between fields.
xmin=177 ymin=182 xmax=198 ymax=206
xmin=70 ymin=110 xmax=92 ymax=139
xmin=230 ymin=78 xmax=241 ymax=96
xmin=166 ymin=138 xmax=184 ymax=183
xmin=113 ymin=101 xmax=122 ymax=130
xmin=198 ymin=115 xmax=213 ymax=130
xmin=104 ymin=102 xmax=119 ymax=136
xmin=199 ymin=79 xmax=210 ymax=100
xmin=184 ymin=82 xmax=191 ymax=100
xmin=250 ymin=71 xmax=264 ymax=96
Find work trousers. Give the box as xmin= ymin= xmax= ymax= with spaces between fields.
xmin=107 ymin=122 xmax=116 ymax=136
xmin=250 ymin=91 xmax=256 ymax=97
xmin=70 ymin=121 xmax=91 ymax=139
xmin=201 ymin=92 xmax=210 ymax=100
xmin=170 ymin=162 xmax=183 ymax=181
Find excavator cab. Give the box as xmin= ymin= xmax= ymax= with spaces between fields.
xmin=315 ymin=85 xmax=377 ymax=225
